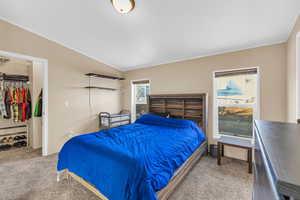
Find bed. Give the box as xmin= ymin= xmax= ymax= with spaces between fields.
xmin=57 ymin=93 xmax=208 ymax=200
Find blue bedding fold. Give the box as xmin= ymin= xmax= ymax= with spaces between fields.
xmin=57 ymin=114 xmax=205 ymax=200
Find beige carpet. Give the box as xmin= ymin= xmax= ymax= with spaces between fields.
xmin=0 ymin=148 xmax=252 ymax=200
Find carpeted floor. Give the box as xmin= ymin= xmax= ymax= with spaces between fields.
xmin=0 ymin=148 xmax=253 ymax=200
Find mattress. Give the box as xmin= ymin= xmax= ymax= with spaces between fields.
xmin=57 ymin=114 xmax=205 ymax=200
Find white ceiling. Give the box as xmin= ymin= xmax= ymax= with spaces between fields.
xmin=0 ymin=0 xmax=299 ymax=71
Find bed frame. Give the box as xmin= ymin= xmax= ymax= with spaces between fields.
xmin=58 ymin=93 xmax=208 ymax=200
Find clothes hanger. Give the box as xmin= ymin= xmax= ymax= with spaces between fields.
xmin=0 ymin=80 xmax=3 ymax=90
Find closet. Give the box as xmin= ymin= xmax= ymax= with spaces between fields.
xmin=0 ymin=56 xmax=43 ymax=153
xmin=0 ymin=74 xmax=31 ymax=150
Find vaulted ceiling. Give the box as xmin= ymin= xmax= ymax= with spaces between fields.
xmin=0 ymin=0 xmax=299 ymax=71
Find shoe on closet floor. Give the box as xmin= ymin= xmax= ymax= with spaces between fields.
xmin=13 ymin=142 xmax=23 ymax=148
xmin=20 ymin=141 xmax=27 ymax=146
xmin=0 ymin=144 xmax=12 ymax=151
xmin=8 ymin=137 xmax=14 ymax=143
xmin=19 ymin=135 xmax=26 ymax=140
xmin=0 ymin=137 xmax=7 ymax=143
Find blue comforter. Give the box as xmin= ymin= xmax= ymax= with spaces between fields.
xmin=57 ymin=114 xmax=205 ymax=200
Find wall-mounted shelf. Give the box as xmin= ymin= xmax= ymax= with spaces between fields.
xmin=85 ymin=73 xmax=125 ymax=80
xmin=84 ymin=86 xmax=117 ymax=91
xmin=84 ymin=72 xmax=123 ymax=91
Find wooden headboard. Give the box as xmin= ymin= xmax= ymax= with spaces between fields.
xmin=148 ymin=93 xmax=208 ymax=135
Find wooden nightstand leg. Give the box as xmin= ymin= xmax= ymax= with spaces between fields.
xmin=247 ymin=148 xmax=250 ymax=163
xmin=221 ymin=144 xmax=224 ymax=157
xmin=217 ymin=142 xmax=221 ymax=165
xmin=248 ymin=148 xmax=252 ymax=174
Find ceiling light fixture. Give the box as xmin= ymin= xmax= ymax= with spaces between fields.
xmin=111 ymin=0 xmax=135 ymax=14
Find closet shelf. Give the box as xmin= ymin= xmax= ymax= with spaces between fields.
xmin=84 ymin=86 xmax=117 ymax=91
xmin=0 ymin=139 xmax=27 ymax=145
xmin=85 ymin=73 xmax=125 ymax=80
xmin=0 ymin=125 xmax=26 ymax=130
xmin=0 ymin=131 xmax=27 ymax=137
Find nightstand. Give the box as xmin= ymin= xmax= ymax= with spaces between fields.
xmin=217 ymin=136 xmax=253 ymax=174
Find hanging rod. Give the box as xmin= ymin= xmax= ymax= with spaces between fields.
xmin=0 ymin=73 xmax=29 ymax=82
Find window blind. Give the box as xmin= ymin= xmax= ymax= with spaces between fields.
xmin=132 ymin=80 xmax=150 ymax=84
xmin=215 ymin=68 xmax=257 ymax=78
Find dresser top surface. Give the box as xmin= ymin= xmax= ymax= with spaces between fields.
xmin=255 ymin=120 xmax=300 ymax=197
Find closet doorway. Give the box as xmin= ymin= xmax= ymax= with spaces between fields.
xmin=0 ymin=50 xmax=48 ymax=156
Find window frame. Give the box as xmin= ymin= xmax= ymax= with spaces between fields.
xmin=296 ymin=31 xmax=300 ymax=122
xmin=212 ymin=66 xmax=260 ymax=140
xmin=131 ymin=79 xmax=151 ymax=122
xmin=135 ymin=84 xmax=150 ymax=105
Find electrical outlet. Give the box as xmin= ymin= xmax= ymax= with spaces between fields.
xmin=66 ymin=130 xmax=75 ymax=139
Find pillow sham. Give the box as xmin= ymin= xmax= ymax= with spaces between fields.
xmin=149 ymin=112 xmax=170 ymax=118
xmin=136 ymin=114 xmax=195 ymax=128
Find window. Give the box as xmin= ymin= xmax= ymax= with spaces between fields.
xmin=135 ymin=84 xmax=150 ymax=104
xmin=213 ymin=68 xmax=259 ymax=138
xmin=131 ymin=80 xmax=150 ymax=121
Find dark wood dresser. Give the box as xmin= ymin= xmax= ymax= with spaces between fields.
xmin=254 ymin=120 xmax=300 ymax=200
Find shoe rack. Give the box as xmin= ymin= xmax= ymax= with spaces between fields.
xmin=0 ymin=124 xmax=28 ymax=151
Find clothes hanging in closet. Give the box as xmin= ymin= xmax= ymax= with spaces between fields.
xmin=26 ymin=89 xmax=32 ymax=120
xmin=34 ymin=90 xmax=42 ymax=117
xmin=0 ymin=89 xmax=7 ymax=117
xmin=4 ymin=89 xmax=12 ymax=119
xmin=0 ymin=85 xmax=32 ymax=122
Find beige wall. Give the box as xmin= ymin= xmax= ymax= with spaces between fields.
xmin=0 ymin=58 xmax=30 ymax=75
xmin=0 ymin=19 xmax=123 ymax=155
xmin=286 ymin=15 xmax=300 ymax=122
xmin=0 ymin=16 xmax=293 ymax=157
xmin=123 ymin=43 xmax=287 ymax=157
xmin=29 ymin=61 xmax=44 ymax=149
